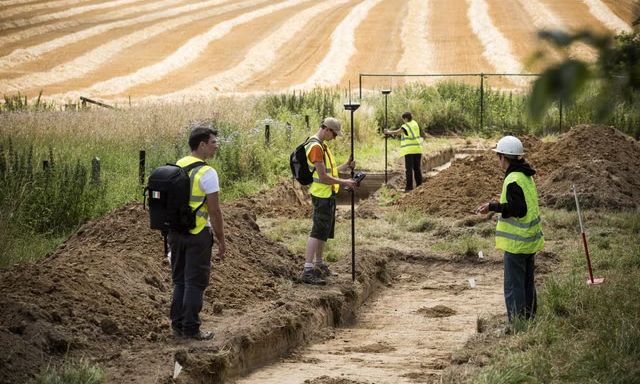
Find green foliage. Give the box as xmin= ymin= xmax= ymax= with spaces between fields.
xmin=530 ymin=30 xmax=640 ymax=136
xmin=407 ymin=216 xmax=437 ymax=233
xmin=0 ymin=141 xmax=104 ymax=236
xmin=32 ymin=360 xmax=105 ymax=384
xmin=0 ymin=140 xmax=105 ymax=265
xmin=264 ymin=87 xmax=341 ymax=120
xmin=471 ymin=211 xmax=640 ymax=384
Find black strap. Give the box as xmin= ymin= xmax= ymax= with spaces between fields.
xmin=181 ymin=161 xmax=206 ymax=173
xmin=163 ymin=231 xmax=168 ymax=259
xmin=304 ymin=137 xmax=325 ymax=172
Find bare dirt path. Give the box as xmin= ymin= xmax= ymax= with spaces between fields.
xmin=237 ymin=258 xmax=503 ymax=383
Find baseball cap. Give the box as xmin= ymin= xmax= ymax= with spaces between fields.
xmin=322 ymin=117 xmax=342 ymax=136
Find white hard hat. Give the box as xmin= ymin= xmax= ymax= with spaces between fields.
xmin=492 ymin=135 xmax=524 ymax=156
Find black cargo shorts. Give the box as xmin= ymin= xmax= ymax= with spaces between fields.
xmin=310 ymin=195 xmax=336 ymax=241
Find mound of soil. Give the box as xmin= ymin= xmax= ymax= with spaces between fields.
xmin=0 ymin=204 xmax=302 ymax=383
xmin=0 ymin=202 xmax=390 ymax=384
xmin=398 ymin=152 xmax=502 ymax=217
xmin=400 ymin=125 xmax=640 ymax=217
xmin=530 ymin=125 xmax=640 ymax=210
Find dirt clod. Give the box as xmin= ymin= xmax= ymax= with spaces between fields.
xmin=417 ymin=305 xmax=457 ymax=318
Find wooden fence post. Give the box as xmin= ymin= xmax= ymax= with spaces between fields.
xmin=139 ymin=150 xmax=145 ymax=185
xmin=91 ymin=157 xmax=101 ymax=185
xmin=265 ymin=124 xmax=270 ymax=146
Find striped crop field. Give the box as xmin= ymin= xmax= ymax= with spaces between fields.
xmin=0 ymin=0 xmax=635 ymax=103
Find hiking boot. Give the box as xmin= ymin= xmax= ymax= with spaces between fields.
xmin=301 ymin=269 xmax=326 ymax=285
xmin=314 ymin=263 xmax=333 ymax=278
xmin=183 ymin=330 xmax=214 ymax=340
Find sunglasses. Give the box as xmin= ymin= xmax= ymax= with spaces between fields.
xmin=323 ymin=125 xmax=337 ymax=136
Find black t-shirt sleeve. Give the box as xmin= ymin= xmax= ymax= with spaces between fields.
xmin=488 ymin=182 xmax=527 ymax=218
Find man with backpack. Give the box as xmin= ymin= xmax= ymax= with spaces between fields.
xmin=169 ymin=122 xmax=226 ymax=340
xmin=301 ymin=117 xmax=358 ymax=285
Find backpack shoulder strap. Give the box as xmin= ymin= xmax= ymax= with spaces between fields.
xmin=181 ymin=161 xmax=208 ymax=214
xmin=303 ymin=137 xmax=325 ymax=168
xmin=181 ymin=161 xmax=206 ymax=174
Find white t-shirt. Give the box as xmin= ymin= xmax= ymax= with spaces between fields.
xmin=199 ymin=167 xmax=219 ymax=194
xmin=199 ymin=167 xmax=219 ymax=228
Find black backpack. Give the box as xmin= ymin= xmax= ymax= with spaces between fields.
xmin=290 ymin=137 xmax=321 ymax=185
xmin=144 ymin=161 xmax=207 ymax=234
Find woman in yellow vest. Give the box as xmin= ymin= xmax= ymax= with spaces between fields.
xmin=384 ymin=112 xmax=423 ymax=192
xmin=475 ymin=135 xmax=544 ymax=327
xmin=301 ymin=117 xmax=358 ymax=285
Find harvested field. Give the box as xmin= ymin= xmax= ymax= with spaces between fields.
xmin=0 ymin=0 xmax=634 ymax=102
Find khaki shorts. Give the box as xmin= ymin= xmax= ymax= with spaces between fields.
xmin=310 ymin=195 xmax=336 ymax=241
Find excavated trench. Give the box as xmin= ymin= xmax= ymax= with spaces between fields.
xmin=235 ymin=253 xmax=504 ymax=384
xmin=336 ymin=147 xmax=459 ymax=204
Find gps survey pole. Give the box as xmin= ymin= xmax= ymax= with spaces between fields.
xmin=382 ymin=89 xmax=391 ymax=184
xmin=344 ymin=96 xmax=360 ymax=283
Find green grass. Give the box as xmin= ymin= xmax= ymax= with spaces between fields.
xmin=31 ymin=360 xmax=106 ymax=384
xmin=431 ymin=234 xmax=494 ymax=258
xmin=442 ymin=210 xmax=640 ymax=384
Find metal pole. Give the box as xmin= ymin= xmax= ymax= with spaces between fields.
xmin=559 ymin=101 xmax=563 ymax=132
xmin=344 ymin=100 xmax=360 ymax=283
xmin=382 ymin=90 xmax=391 ymax=184
xmin=479 ymin=73 xmax=484 ymax=132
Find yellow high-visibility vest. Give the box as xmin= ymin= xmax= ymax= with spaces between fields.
xmin=495 ymin=172 xmax=545 ymax=254
xmin=400 ymin=120 xmax=422 ymax=156
xmin=305 ymin=136 xmax=339 ymax=198
xmin=176 ymin=155 xmax=212 ymax=235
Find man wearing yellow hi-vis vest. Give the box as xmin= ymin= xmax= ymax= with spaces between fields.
xmin=170 ymin=123 xmax=226 ymax=340
xmin=301 ymin=117 xmax=358 ymax=285
xmin=476 ymin=135 xmax=544 ymax=326
xmin=384 ymin=112 xmax=423 ymax=192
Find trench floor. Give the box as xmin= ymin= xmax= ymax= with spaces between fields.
xmin=237 ymin=259 xmax=503 ymax=383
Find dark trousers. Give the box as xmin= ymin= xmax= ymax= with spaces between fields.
xmin=503 ymin=251 xmax=537 ymax=323
xmin=168 ymin=229 xmax=213 ymax=335
xmin=404 ymin=153 xmax=423 ymax=191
